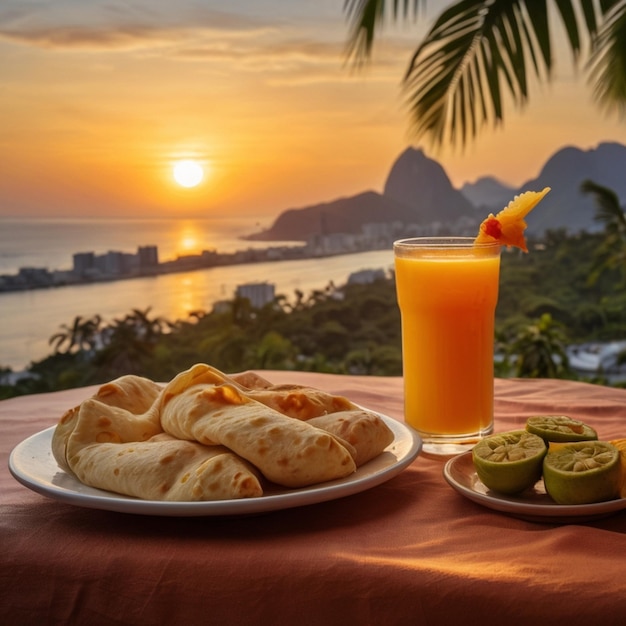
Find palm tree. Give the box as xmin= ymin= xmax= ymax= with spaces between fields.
xmin=508 ymin=312 xmax=571 ymax=378
xmin=344 ymin=0 xmax=626 ymax=148
xmin=49 ymin=316 xmax=83 ymax=353
xmin=49 ymin=314 xmax=102 ymax=354
xmin=120 ymin=307 xmax=170 ymax=341
xmin=580 ymin=179 xmax=626 ymax=284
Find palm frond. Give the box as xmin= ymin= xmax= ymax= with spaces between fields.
xmin=580 ymin=179 xmax=626 ymax=230
xmin=587 ymin=1 xmax=626 ymax=116
xmin=343 ymin=0 xmax=425 ymax=66
xmin=344 ymin=0 xmax=626 ymax=148
xmin=402 ymin=0 xmax=560 ymax=148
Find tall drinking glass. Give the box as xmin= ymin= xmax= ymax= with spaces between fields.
xmin=394 ymin=237 xmax=502 ymax=456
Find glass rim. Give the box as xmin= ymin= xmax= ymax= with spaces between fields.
xmin=393 ymin=236 xmax=501 ymax=250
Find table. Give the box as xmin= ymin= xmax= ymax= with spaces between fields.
xmin=2 ymin=372 xmax=626 ymax=625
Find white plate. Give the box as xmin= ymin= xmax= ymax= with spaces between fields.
xmin=444 ymin=451 xmax=626 ymax=523
xmin=9 ymin=413 xmax=421 ymax=517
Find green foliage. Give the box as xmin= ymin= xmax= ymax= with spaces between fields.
xmin=344 ymin=1 xmax=626 ymax=148
xmin=2 ymin=230 xmax=626 ymax=399
xmin=506 ymin=313 xmax=572 ymax=379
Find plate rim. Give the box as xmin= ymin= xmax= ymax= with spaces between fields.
xmin=443 ymin=450 xmax=626 ymax=521
xmin=9 ymin=410 xmax=422 ymax=517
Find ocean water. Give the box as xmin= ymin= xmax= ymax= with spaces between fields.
xmin=0 ymin=216 xmax=281 ymax=274
xmin=0 ymin=217 xmax=394 ymax=370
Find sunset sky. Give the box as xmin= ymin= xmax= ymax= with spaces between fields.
xmin=2 ymin=0 xmax=626 ymax=222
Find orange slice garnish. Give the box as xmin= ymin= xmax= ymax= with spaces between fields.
xmin=475 ymin=187 xmax=551 ymax=252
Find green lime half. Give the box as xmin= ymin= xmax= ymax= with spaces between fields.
xmin=472 ymin=430 xmax=547 ymax=495
xmin=526 ymin=415 xmax=597 ymax=443
xmin=543 ymin=441 xmax=621 ymax=505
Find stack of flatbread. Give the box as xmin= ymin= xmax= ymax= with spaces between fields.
xmin=51 ymin=364 xmax=394 ymax=501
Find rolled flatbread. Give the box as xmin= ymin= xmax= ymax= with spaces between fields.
xmin=228 ymin=368 xmax=394 ymax=465
xmin=160 ymin=364 xmax=356 ymax=419
xmin=52 ymin=374 xmax=163 ymax=474
xmin=162 ymin=364 xmax=362 ymax=420
xmin=160 ymin=363 xmax=393 ymax=469
xmin=159 ymin=368 xmax=356 ymax=487
xmin=51 ymin=365 xmax=393 ymax=500
xmin=94 ymin=374 xmax=163 ymax=413
xmin=230 ymin=370 xmax=274 ymax=390
xmin=242 ymin=384 xmax=356 ymax=420
xmin=52 ymin=374 xmax=263 ymax=500
xmin=308 ymin=410 xmax=395 ymax=466
xmin=67 ymin=432 xmax=262 ymax=501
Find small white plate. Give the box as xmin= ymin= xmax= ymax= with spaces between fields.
xmin=444 ymin=451 xmax=626 ymax=523
xmin=9 ymin=413 xmax=421 ymax=517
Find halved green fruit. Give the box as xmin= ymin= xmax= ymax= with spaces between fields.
xmin=610 ymin=438 xmax=626 ymax=498
xmin=543 ymin=441 xmax=621 ymax=505
xmin=472 ymin=430 xmax=547 ymax=494
xmin=526 ymin=415 xmax=597 ymax=443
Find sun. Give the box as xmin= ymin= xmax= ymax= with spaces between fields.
xmin=173 ymin=160 xmax=204 ymax=188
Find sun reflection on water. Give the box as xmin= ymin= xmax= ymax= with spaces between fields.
xmin=164 ymin=272 xmax=211 ymax=322
xmin=174 ymin=222 xmax=206 ymax=258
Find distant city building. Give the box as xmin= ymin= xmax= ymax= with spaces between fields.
xmin=72 ymin=252 xmax=96 ymax=277
xmin=307 ymin=232 xmax=360 ymax=256
xmin=138 ymin=245 xmax=159 ymax=267
xmin=17 ymin=267 xmax=53 ymax=288
xmin=69 ymin=246 xmax=159 ymax=278
xmin=235 ymin=282 xmax=276 ymax=309
xmin=200 ymin=249 xmax=219 ymax=265
xmin=361 ymin=222 xmax=394 ymax=238
xmin=98 ymin=251 xmax=125 ymax=275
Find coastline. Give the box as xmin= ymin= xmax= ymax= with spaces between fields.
xmin=0 ymin=232 xmax=396 ymax=294
xmin=0 ymin=248 xmax=397 ymax=371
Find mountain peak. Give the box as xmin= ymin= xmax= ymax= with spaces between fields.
xmin=461 ymin=176 xmax=516 ymax=209
xmin=520 ymin=142 xmax=626 ymax=234
xmin=383 ymin=146 xmax=475 ymax=222
xmin=247 ymin=141 xmax=626 ymax=242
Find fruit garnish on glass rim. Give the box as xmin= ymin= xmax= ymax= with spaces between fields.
xmin=475 ymin=187 xmax=551 ymax=252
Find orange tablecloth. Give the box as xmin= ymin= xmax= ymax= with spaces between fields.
xmin=2 ymin=373 xmax=626 ymax=625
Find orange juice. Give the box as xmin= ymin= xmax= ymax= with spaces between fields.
xmin=394 ymin=238 xmax=501 ymax=454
